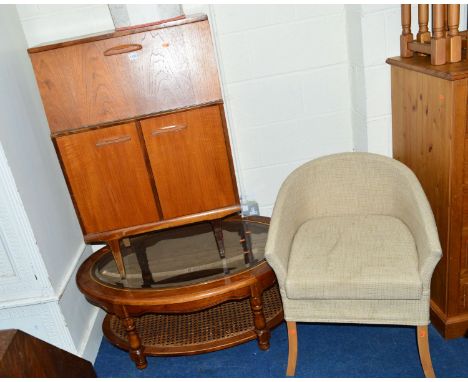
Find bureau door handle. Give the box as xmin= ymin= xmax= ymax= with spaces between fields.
xmin=151 ymin=124 xmax=187 ymax=136
xmin=95 ymin=135 xmax=131 ymax=147
xmin=103 ymin=44 xmax=142 ymax=56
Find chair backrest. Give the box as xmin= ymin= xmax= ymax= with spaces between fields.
xmin=277 ymin=152 xmax=424 ymax=219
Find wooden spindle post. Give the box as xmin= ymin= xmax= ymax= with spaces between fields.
xmin=431 ymin=4 xmax=447 ymax=65
xmin=447 ymin=4 xmax=461 ymax=63
xmin=400 ymin=4 xmax=414 ymax=57
xmin=417 ymin=4 xmax=431 ymax=43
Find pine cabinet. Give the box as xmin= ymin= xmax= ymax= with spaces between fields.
xmin=388 ymin=55 xmax=468 ymax=338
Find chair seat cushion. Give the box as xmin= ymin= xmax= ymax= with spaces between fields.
xmin=285 ymin=215 xmax=422 ymax=300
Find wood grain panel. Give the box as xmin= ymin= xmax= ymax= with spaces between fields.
xmin=30 ymin=19 xmax=221 ymax=133
xmin=141 ymin=105 xmax=237 ymax=219
xmin=448 ymin=79 xmax=468 ymax=315
xmin=459 ymin=235 xmax=468 ymax=311
xmin=463 ymin=139 xmax=468 ymax=184
xmin=391 ymin=66 xmax=453 ymax=312
xmin=55 ymin=122 xmax=160 ymax=234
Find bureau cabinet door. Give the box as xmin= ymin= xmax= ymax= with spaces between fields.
xmin=141 ymin=106 xmax=238 ymax=219
xmin=55 ymin=123 xmax=160 ymax=234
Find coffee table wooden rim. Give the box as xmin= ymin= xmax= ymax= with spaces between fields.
xmin=78 ymin=254 xmax=275 ymax=314
xmin=76 ymin=216 xmax=273 ymax=312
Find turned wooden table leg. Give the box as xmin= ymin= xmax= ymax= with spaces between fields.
xmin=250 ymin=284 xmax=270 ymax=350
xmin=123 ymin=317 xmax=147 ymax=369
xmin=108 ymin=239 xmax=126 ymax=279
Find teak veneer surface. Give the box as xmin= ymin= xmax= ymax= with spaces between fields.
xmin=55 ymin=122 xmax=160 ymax=234
xmin=29 ymin=18 xmax=221 ymax=133
xmin=141 ymin=105 xmax=237 ymax=219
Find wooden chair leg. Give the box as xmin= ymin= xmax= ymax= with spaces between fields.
xmin=286 ymin=321 xmax=298 ymax=377
xmin=417 ymin=325 xmax=435 ymax=378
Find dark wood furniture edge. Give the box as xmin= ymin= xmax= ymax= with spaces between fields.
xmin=387 ymin=56 xmax=468 ymax=80
xmin=219 ymin=103 xmax=241 ymax=205
xmin=431 ymin=300 xmax=468 ymax=338
xmin=51 ymin=138 xmax=88 ymax=234
xmin=83 ymin=206 xmax=241 ymax=243
xmin=445 ymin=80 xmax=467 ymax=319
xmin=135 ymin=120 xmax=164 ymax=218
xmin=27 ymin=14 xmax=208 ymax=53
xmin=0 ymin=329 xmax=96 ymax=378
xmin=101 ymin=307 xmax=283 ymax=356
xmin=50 ymin=100 xmax=224 ymax=137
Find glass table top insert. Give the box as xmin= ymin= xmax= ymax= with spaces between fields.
xmin=92 ymin=217 xmax=269 ymax=289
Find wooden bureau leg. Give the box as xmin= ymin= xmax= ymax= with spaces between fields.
xmin=210 ymin=219 xmax=225 ymax=259
xmin=134 ymin=241 xmax=155 ymax=288
xmin=417 ymin=325 xmax=435 ymax=378
xmin=123 ymin=317 xmax=147 ymax=369
xmin=108 ymin=239 xmax=126 ymax=279
xmin=286 ymin=321 xmax=298 ymax=377
xmin=250 ymin=284 xmax=270 ymax=350
xmin=239 ymin=220 xmax=254 ymax=264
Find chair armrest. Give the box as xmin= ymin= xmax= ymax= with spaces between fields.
xmin=394 ymin=172 xmax=442 ymax=292
xmin=265 ymin=178 xmax=311 ymax=287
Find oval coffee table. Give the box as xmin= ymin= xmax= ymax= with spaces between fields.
xmin=76 ymin=215 xmax=283 ymax=369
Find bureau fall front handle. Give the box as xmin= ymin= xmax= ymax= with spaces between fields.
xmin=95 ymin=135 xmax=131 ymax=147
xmin=151 ymin=124 xmax=187 ymax=136
xmin=103 ymin=44 xmax=143 ymax=56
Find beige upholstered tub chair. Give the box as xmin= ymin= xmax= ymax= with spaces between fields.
xmin=265 ymin=152 xmax=442 ymax=377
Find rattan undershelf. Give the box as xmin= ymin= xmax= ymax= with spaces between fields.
xmin=103 ymin=284 xmax=283 ymax=356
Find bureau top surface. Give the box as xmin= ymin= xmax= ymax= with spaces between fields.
xmin=387 ymin=55 xmax=468 ymax=81
xmin=27 ymin=14 xmax=207 ymax=53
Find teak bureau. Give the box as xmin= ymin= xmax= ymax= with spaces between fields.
xmin=28 ymin=15 xmax=240 ymax=276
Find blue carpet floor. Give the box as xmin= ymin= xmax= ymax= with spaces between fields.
xmin=94 ymin=322 xmax=468 ymax=378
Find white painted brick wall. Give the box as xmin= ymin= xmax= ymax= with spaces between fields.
xmin=210 ymin=5 xmax=353 ymax=215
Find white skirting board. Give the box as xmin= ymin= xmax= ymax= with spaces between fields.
xmin=0 ymin=242 xmax=105 ymax=363
xmin=59 ymin=243 xmax=105 ymax=362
